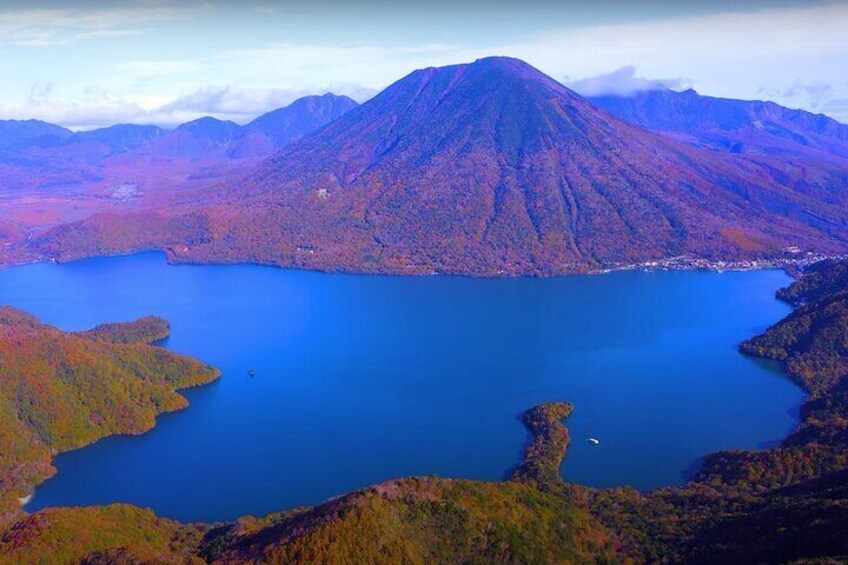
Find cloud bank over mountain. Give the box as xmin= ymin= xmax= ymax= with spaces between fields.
xmin=566 ymin=66 xmax=688 ymax=97
xmin=0 ymin=1 xmax=846 ymax=127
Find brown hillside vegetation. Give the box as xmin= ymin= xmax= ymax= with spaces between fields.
xmin=0 ymin=308 xmax=220 ymax=524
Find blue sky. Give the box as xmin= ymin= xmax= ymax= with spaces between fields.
xmin=0 ymin=0 xmax=846 ymax=128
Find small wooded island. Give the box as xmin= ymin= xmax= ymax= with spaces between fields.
xmin=1 ymin=260 xmax=848 ymax=564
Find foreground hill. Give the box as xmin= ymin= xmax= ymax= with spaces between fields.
xmin=0 ymin=308 xmax=220 ymax=523
xmin=2 ymin=260 xmax=848 ymax=563
xmin=0 ymin=480 xmax=620 ymax=565
xmin=589 ymin=88 xmax=848 ymax=162
xmin=30 ymin=57 xmax=848 ymax=275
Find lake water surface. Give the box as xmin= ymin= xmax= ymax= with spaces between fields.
xmin=0 ymin=253 xmax=802 ymax=522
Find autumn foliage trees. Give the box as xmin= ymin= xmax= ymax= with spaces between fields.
xmin=0 ymin=308 xmax=219 ymax=524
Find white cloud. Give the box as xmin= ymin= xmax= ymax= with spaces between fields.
xmin=2 ymin=1 xmax=848 ymax=125
xmin=196 ymin=3 xmax=848 ymax=121
xmin=160 ymin=85 xmax=319 ymax=121
xmin=0 ymin=5 xmax=207 ymax=47
xmin=117 ymin=60 xmax=205 ymax=78
xmin=495 ymin=1 xmax=848 ymax=120
xmin=822 ymin=98 xmax=848 ymax=121
xmin=0 ymin=83 xmax=372 ymax=130
xmin=773 ymin=80 xmax=836 ymax=110
xmin=160 ymin=83 xmax=378 ymax=119
xmin=214 ymin=42 xmax=467 ymax=90
xmin=566 ymin=66 xmax=688 ymax=97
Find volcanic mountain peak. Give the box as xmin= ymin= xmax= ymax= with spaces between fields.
xmin=264 ymin=56 xmax=612 ymax=177
xmin=193 ymin=56 xmax=848 ymax=276
xmin=371 ymin=55 xmax=584 ymax=113
xmin=412 ymin=56 xmax=566 ymax=86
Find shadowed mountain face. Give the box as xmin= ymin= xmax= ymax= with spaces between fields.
xmin=69 ymin=124 xmax=165 ymax=149
xmin=231 ymin=93 xmax=359 ymax=158
xmin=124 ymin=94 xmax=358 ymax=160
xmin=164 ymin=57 xmax=848 ymax=275
xmin=589 ymin=88 xmax=848 ymax=161
xmin=143 ymin=117 xmax=243 ymax=160
xmin=0 ymin=120 xmax=71 ymax=150
xmin=58 ymin=124 xmax=166 ymax=161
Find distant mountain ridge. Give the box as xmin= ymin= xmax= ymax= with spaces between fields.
xmin=233 ymin=93 xmax=359 ymax=158
xmin=0 ymin=93 xmax=359 ymax=163
xmin=0 ymin=119 xmax=71 ymax=149
xmin=55 ymin=124 xmax=166 ymax=161
xmin=142 ymin=116 xmax=242 ymax=160
xmin=589 ymin=88 xmax=848 ymax=161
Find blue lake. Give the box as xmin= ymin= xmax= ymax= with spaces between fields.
xmin=0 ymin=252 xmax=802 ymax=522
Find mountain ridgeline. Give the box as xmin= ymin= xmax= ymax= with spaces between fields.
xmin=0 ymin=120 xmax=72 ymax=149
xmin=9 ymin=56 xmax=848 ymax=275
xmin=231 ymin=93 xmax=361 ymax=158
xmin=146 ymin=57 xmax=848 ymax=275
xmin=589 ymin=87 xmax=848 ymax=161
xmin=0 ymin=93 xmax=358 ymax=164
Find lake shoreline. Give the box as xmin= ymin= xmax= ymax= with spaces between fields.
xmin=7 ymin=254 xmax=803 ymax=523
xmin=0 ymin=309 xmax=220 ymax=526
xmin=3 ymin=259 xmax=846 ymax=562
xmin=5 ymin=245 xmax=847 ymax=280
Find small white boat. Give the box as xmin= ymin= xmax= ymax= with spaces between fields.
xmin=587 ymin=438 xmax=600 ymax=445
